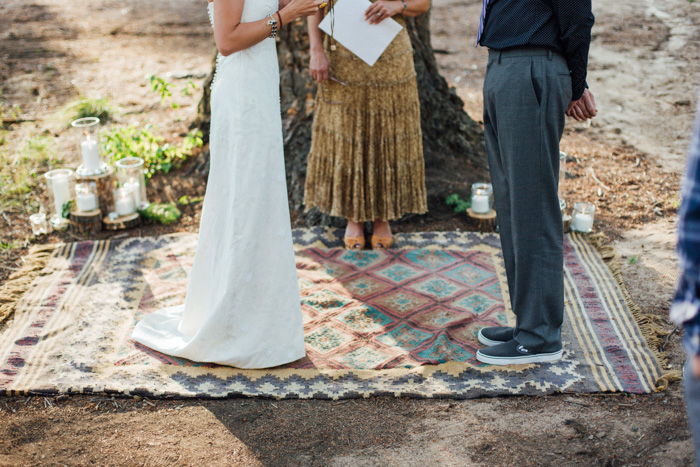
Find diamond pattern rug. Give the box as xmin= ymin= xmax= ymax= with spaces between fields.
xmin=0 ymin=228 xmax=666 ymax=399
xmin=292 ymin=247 xmax=508 ymax=369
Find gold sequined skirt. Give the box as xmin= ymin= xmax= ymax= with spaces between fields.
xmin=304 ymin=17 xmax=428 ymax=222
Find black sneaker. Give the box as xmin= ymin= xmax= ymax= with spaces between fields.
xmin=476 ymin=339 xmax=563 ymax=365
xmin=477 ymin=326 xmax=515 ymax=347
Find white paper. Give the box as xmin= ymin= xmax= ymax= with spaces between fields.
xmin=318 ymin=0 xmax=403 ymax=67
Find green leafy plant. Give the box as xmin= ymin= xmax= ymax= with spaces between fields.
xmin=61 ymin=200 xmax=74 ymax=219
xmin=149 ymin=75 xmax=179 ymax=109
xmin=628 ymin=255 xmax=639 ymax=265
xmin=0 ymin=239 xmax=22 ymax=251
xmin=61 ymin=97 xmax=113 ymax=123
xmin=139 ymin=203 xmax=182 ymax=225
xmin=181 ymin=80 xmax=197 ymax=97
xmin=445 ymin=193 xmax=471 ymax=214
xmin=101 ymin=125 xmax=203 ymax=178
xmin=178 ymin=195 xmax=204 ymax=206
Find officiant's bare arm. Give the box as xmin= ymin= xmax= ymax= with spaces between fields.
xmin=211 ymin=0 xmax=322 ymax=56
xmin=365 ymin=0 xmax=429 ymax=24
xmin=307 ymin=10 xmax=329 ymax=82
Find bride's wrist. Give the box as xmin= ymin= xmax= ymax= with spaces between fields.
xmin=279 ymin=5 xmax=296 ymax=23
xmin=275 ymin=11 xmax=284 ymax=28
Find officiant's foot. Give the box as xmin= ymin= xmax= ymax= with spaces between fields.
xmin=371 ymin=219 xmax=392 ymax=249
xmin=344 ymin=220 xmax=365 ymax=250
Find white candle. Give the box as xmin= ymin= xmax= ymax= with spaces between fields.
xmin=52 ymin=176 xmax=72 ymax=217
xmin=76 ymin=192 xmax=98 ymax=212
xmin=115 ymin=192 xmax=136 ymax=217
xmin=81 ymin=139 xmax=100 ymax=172
xmin=29 ymin=213 xmax=48 ymax=236
xmin=123 ymin=181 xmax=142 ymax=208
xmin=573 ymin=213 xmax=593 ymax=232
xmin=471 ymin=194 xmax=491 ymax=214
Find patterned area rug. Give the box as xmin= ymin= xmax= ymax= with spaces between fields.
xmin=0 ymin=228 xmax=665 ymax=399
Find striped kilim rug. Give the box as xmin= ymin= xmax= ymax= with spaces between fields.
xmin=0 ymin=228 xmax=666 ymax=399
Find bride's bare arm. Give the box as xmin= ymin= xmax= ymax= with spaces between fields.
xmin=212 ymin=0 xmax=323 ymax=56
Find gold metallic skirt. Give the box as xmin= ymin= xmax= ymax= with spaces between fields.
xmin=304 ymin=17 xmax=428 ymax=222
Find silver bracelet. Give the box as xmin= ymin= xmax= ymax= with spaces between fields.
xmin=266 ymin=14 xmax=278 ymax=38
xmin=400 ymin=0 xmax=407 ymax=12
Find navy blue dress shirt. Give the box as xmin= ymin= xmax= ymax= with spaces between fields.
xmin=478 ymin=0 xmax=595 ymax=101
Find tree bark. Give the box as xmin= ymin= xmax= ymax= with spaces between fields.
xmin=195 ymin=12 xmax=488 ymax=225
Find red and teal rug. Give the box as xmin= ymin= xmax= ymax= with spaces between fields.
xmin=0 ymin=228 xmax=667 ymax=399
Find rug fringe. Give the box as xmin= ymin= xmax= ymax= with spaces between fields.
xmin=586 ymin=233 xmax=678 ymax=392
xmin=0 ymin=244 xmax=58 ymax=327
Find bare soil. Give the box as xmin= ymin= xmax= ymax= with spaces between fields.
xmin=1 ymin=0 xmax=699 ymax=465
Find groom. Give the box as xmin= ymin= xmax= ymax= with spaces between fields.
xmin=474 ymin=0 xmax=597 ymax=365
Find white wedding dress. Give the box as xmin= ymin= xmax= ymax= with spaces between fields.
xmin=131 ymin=1 xmax=306 ymax=368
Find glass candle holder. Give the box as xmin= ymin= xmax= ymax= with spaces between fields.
xmin=29 ymin=212 xmax=49 ymax=236
xmin=572 ymin=202 xmax=595 ymax=233
xmin=115 ymin=157 xmax=148 ymax=210
xmin=113 ymin=187 xmax=137 ymax=217
xmin=75 ymin=181 xmax=99 ymax=213
xmin=72 ymin=117 xmax=107 ymax=177
xmin=44 ymin=168 xmax=75 ymax=229
xmin=471 ymin=182 xmax=494 ymax=215
xmin=559 ymin=151 xmax=567 ymax=197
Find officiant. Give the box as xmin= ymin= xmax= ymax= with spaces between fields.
xmin=303 ymin=0 xmax=429 ymax=250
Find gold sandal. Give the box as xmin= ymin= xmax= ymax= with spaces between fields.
xmin=344 ymin=236 xmax=365 ymax=250
xmin=370 ymin=235 xmax=392 ymax=250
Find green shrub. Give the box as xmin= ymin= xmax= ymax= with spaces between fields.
xmin=139 ymin=203 xmax=182 ymax=225
xmin=62 ymin=97 xmax=113 ymax=123
xmin=445 ymin=193 xmax=471 ymax=214
xmin=101 ymin=125 xmax=203 ymax=178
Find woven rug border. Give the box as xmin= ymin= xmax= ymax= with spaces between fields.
xmin=583 ymin=233 xmax=679 ymax=390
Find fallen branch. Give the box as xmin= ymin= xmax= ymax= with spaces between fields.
xmin=1 ymin=118 xmax=36 ymax=125
xmin=588 ymin=167 xmax=611 ymax=191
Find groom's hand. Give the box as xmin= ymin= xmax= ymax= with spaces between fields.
xmin=566 ymin=88 xmax=597 ymax=121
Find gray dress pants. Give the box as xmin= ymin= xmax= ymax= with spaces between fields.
xmin=482 ymin=47 xmax=572 ymax=350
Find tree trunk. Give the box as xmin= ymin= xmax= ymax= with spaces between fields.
xmin=194 ymin=12 xmax=488 ymax=225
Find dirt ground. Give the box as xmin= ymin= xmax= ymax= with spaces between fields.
xmin=1 ymin=0 xmax=700 ymax=465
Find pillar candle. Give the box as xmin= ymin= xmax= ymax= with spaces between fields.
xmin=52 ymin=176 xmax=71 ymax=217
xmin=123 ymin=181 xmax=142 ymax=208
xmin=471 ymin=194 xmax=491 ymax=214
xmin=573 ymin=212 xmax=593 ymax=232
xmin=81 ymin=139 xmax=100 ymax=172
xmin=115 ymin=191 xmax=136 ymax=217
xmin=76 ymin=192 xmax=98 ymax=212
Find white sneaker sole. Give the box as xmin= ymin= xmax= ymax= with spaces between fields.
xmin=477 ymin=329 xmax=506 ymax=347
xmin=476 ymin=349 xmax=563 ymax=365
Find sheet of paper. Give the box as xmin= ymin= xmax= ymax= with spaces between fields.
xmin=318 ymin=0 xmax=403 ymax=67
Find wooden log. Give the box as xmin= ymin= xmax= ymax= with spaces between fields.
xmin=74 ymin=167 xmax=115 ymax=217
xmin=562 ymin=214 xmax=572 ymax=233
xmin=69 ymin=209 xmax=102 ymax=235
xmin=103 ymin=212 xmax=140 ymax=231
xmin=466 ymin=208 xmax=498 ymax=232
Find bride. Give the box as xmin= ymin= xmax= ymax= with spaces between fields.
xmin=131 ymin=0 xmax=321 ymax=368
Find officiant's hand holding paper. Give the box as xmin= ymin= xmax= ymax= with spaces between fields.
xmin=365 ymin=0 xmax=404 ymax=24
